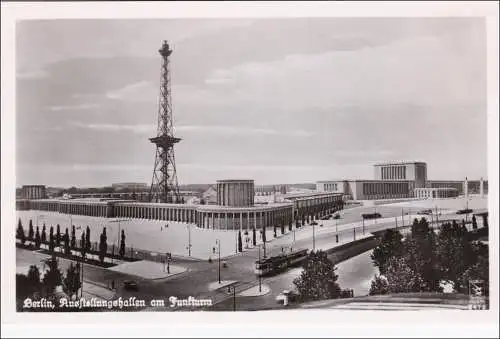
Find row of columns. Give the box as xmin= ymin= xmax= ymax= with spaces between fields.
xmin=363 ymin=182 xmax=408 ymax=196
xmin=114 ymin=205 xmax=196 ymax=223
xmin=28 ymin=201 xmax=108 ymax=217
xmin=197 ymin=207 xmax=293 ymax=231
xmin=293 ymin=194 xmax=344 ymax=219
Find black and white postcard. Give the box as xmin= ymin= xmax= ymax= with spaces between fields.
xmin=1 ymin=2 xmax=498 ymax=338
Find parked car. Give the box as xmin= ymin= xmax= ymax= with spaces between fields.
xmin=275 ymin=289 xmax=299 ymax=304
xmin=124 ymin=280 xmax=139 ymax=291
xmin=310 ymin=221 xmax=318 ymax=226
xmin=333 ymin=213 xmax=341 ymax=219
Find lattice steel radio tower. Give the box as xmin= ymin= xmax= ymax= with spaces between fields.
xmin=149 ymin=40 xmax=181 ymax=203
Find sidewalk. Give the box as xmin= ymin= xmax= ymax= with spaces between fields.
xmin=81 ymin=281 xmax=116 ymax=300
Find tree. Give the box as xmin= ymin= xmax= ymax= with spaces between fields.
xmin=56 ymin=224 xmax=61 ymax=249
xmin=404 ymin=218 xmax=441 ymax=292
xmin=49 ymin=226 xmax=55 ymax=253
xmin=455 ymin=241 xmax=489 ymax=294
xmin=384 ymin=257 xmax=425 ymax=293
xmin=80 ymin=232 xmax=86 ymax=259
xmin=369 ymin=275 xmax=389 ymax=296
xmin=436 ymin=221 xmax=474 ymax=290
xmin=28 ymin=219 xmax=34 ymax=241
xmin=237 ymin=230 xmax=243 ymax=253
xmin=252 ymin=228 xmax=256 ymax=246
xmin=64 ymin=228 xmax=71 ymax=255
xmin=119 ymin=230 xmax=126 ymax=258
xmin=371 ymin=229 xmax=403 ymax=275
xmin=42 ymin=256 xmax=63 ymax=294
xmin=472 ymin=215 xmax=478 ymax=230
xmin=27 ymin=265 xmax=41 ymax=287
xmin=71 ymin=225 xmax=76 ymax=250
xmin=85 ymin=226 xmax=91 ymax=253
xmin=17 ymin=219 xmax=26 ymax=245
xmin=41 ymin=224 xmax=47 ymax=244
xmin=35 ymin=226 xmax=41 ymax=249
xmin=99 ymin=227 xmax=108 ymax=263
xmin=16 ymin=265 xmax=42 ymax=303
xmin=293 ymin=250 xmax=341 ymax=302
xmin=63 ymin=263 xmax=81 ymax=297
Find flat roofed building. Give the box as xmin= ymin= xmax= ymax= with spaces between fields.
xmin=373 ymin=161 xmax=427 ymax=188
xmin=317 ymin=180 xmax=412 ymax=201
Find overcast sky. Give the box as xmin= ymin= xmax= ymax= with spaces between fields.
xmin=16 ymin=18 xmax=487 ymax=187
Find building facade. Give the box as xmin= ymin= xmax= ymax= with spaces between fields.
xmin=21 ymin=185 xmax=47 ymax=200
xmin=317 ymin=161 xmax=486 ymax=201
xmin=373 ymin=161 xmax=427 ymax=188
xmin=216 ymin=180 xmax=254 ymax=207
xmin=414 ymin=187 xmax=459 ymax=199
xmin=317 ymin=180 xmax=413 ymax=201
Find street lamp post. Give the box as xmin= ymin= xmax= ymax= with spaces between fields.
xmin=216 ymin=239 xmax=221 ymax=284
xmin=312 ymin=224 xmax=316 ymax=251
xmin=187 ymin=224 xmax=192 ymax=257
xmin=258 ymin=244 xmax=262 ymax=292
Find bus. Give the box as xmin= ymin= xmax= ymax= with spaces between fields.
xmin=254 ymin=248 xmax=309 ymax=276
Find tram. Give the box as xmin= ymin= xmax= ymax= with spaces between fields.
xmin=254 ymin=248 xmax=309 ymax=276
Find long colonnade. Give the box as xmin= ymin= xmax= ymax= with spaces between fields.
xmin=28 ymin=200 xmax=110 ymax=217
xmin=17 ymin=192 xmax=345 ymax=231
xmin=288 ymin=192 xmax=344 ymax=220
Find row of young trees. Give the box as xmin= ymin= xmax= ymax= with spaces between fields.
xmin=369 ymin=217 xmax=489 ymax=295
xmin=16 ymin=219 xmax=127 ymax=263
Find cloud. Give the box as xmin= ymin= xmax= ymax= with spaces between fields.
xmin=17 ymin=68 xmax=49 ymax=79
xmin=18 ymin=163 xmax=151 ymax=172
xmin=106 ymin=81 xmax=157 ymax=102
xmin=197 ymin=33 xmax=485 ymax=110
xmin=46 ymin=103 xmax=100 ymax=111
xmin=175 ymin=125 xmax=314 ymax=137
xmin=71 ymin=122 xmax=155 ymax=134
xmin=178 ymin=163 xmax=320 ymax=172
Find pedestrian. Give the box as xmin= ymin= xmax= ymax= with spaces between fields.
xmin=111 ymin=280 xmax=115 ymax=290
xmin=167 ymin=262 xmax=170 ymax=274
xmin=160 ymin=226 xmax=162 ymax=231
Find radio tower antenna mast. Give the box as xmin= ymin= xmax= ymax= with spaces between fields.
xmin=149 ymin=40 xmax=181 ymax=203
